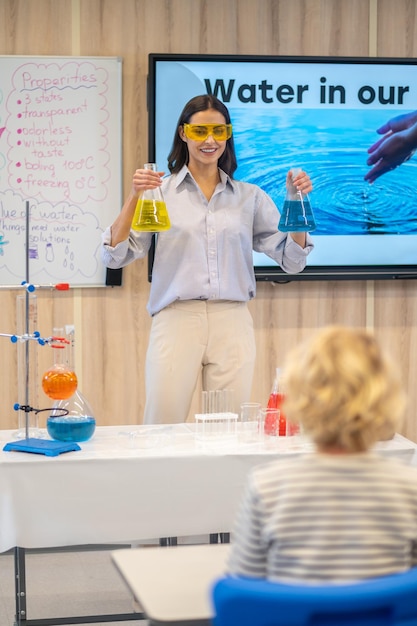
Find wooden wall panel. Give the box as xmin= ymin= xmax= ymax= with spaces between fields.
xmin=0 ymin=0 xmax=73 ymax=55
xmin=250 ymin=279 xmax=368 ymax=407
xmin=373 ymin=281 xmax=417 ymax=441
xmin=371 ymin=1 xmax=417 ymax=441
xmin=0 ymin=0 xmax=416 ymax=441
xmin=0 ymin=292 xmax=18 ymax=427
xmin=376 ymin=0 xmax=417 ymax=57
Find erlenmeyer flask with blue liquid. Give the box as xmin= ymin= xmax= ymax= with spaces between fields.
xmin=278 ymin=167 xmax=316 ymax=232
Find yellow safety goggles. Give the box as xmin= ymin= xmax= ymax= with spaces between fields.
xmin=183 ymin=123 xmax=233 ymax=141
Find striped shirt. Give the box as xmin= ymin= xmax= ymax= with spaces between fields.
xmin=227 ymin=452 xmax=417 ymax=583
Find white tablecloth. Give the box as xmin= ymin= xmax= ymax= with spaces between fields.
xmin=0 ymin=425 xmax=415 ymax=553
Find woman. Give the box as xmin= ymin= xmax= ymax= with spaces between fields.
xmin=228 ymin=326 xmax=417 ymax=582
xmin=101 ymin=95 xmax=314 ymax=424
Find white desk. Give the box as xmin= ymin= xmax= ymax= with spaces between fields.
xmin=0 ymin=426 xmax=415 ymax=552
xmin=0 ymin=425 xmax=416 ymax=625
xmin=112 ymin=544 xmax=229 ymax=625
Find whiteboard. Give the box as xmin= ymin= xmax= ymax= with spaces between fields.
xmin=0 ymin=56 xmax=122 ymax=287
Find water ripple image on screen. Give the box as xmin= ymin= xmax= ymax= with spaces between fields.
xmin=232 ymin=108 xmax=417 ymax=235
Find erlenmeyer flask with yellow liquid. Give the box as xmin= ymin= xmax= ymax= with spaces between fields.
xmin=131 ymin=163 xmax=171 ymax=232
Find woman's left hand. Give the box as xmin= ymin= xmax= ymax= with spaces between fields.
xmin=287 ymin=170 xmax=312 ymax=195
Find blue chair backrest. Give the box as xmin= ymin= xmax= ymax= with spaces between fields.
xmin=212 ymin=569 xmax=417 ymax=626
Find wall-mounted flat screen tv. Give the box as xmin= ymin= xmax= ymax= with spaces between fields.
xmin=147 ymin=53 xmax=417 ymax=282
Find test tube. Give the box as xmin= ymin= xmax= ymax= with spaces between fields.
xmin=208 ymin=390 xmax=215 ymax=414
xmin=201 ymin=388 xmax=235 ymax=414
xmin=215 ymin=390 xmax=223 ymax=413
xmin=202 ymin=390 xmax=208 ymax=414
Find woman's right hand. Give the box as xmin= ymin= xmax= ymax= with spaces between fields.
xmin=109 ymin=169 xmax=164 ymax=246
xmin=132 ymin=168 xmax=165 ymax=197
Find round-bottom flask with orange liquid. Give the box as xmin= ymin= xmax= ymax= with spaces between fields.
xmin=42 ymin=366 xmax=78 ymax=400
xmin=41 ymin=331 xmax=78 ymax=400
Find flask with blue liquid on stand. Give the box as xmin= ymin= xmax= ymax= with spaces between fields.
xmin=45 ymin=326 xmax=96 ymax=443
xmin=278 ymin=167 xmax=316 ymax=233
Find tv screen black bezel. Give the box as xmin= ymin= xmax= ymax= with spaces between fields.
xmin=147 ymin=52 xmax=417 ymax=284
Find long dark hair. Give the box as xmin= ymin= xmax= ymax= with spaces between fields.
xmin=167 ymin=94 xmax=238 ymax=177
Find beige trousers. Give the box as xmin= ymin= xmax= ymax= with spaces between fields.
xmin=143 ymin=300 xmax=256 ymax=424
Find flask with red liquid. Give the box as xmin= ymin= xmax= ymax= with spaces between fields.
xmin=265 ymin=368 xmax=287 ymax=436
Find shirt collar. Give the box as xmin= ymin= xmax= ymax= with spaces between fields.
xmin=175 ymin=164 xmax=236 ymax=192
xmin=218 ymin=168 xmax=236 ymax=191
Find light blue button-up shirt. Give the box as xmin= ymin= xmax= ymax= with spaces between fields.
xmin=101 ymin=166 xmax=313 ymax=315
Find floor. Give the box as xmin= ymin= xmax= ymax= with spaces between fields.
xmin=0 ymin=545 xmax=150 ymax=626
xmin=0 ymin=536 xmax=215 ymax=626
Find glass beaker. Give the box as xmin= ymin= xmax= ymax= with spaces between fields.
xmin=240 ymin=402 xmax=261 ymax=441
xmin=131 ymin=163 xmax=171 ymax=232
xmin=41 ymin=329 xmax=78 ymax=400
xmin=278 ymin=167 xmax=316 ymax=232
xmin=260 ymin=408 xmax=280 ymax=437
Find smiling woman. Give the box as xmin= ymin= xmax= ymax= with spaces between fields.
xmin=101 ymin=93 xmax=314 ymax=426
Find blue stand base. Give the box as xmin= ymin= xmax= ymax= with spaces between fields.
xmin=3 ymin=437 xmax=80 ymax=456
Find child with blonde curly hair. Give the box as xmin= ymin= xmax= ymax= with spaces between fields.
xmin=228 ymin=326 xmax=417 ymax=583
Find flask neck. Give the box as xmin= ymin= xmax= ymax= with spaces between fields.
xmin=141 ymin=163 xmax=164 ymax=201
xmin=51 ymin=336 xmax=66 ymax=366
xmin=271 ymin=368 xmax=281 ymax=393
xmin=50 ymin=328 xmax=73 ymax=369
xmin=286 ymin=167 xmax=304 ymax=201
xmin=286 ymin=183 xmax=303 ymax=202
